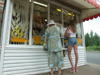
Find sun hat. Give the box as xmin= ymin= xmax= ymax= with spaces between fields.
xmin=47 ymin=20 xmax=56 ymax=26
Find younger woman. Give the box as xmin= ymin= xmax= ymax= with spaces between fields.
xmin=67 ymin=20 xmax=78 ymax=73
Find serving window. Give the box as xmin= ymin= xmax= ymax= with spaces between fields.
xmin=50 ymin=4 xmax=62 ymax=23
xmin=63 ymin=9 xmax=72 ymax=28
xmin=32 ymin=0 xmax=48 ymax=45
xmin=9 ymin=0 xmax=30 ymax=45
xmin=76 ymin=14 xmax=82 ymax=46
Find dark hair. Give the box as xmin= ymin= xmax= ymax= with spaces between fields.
xmin=69 ymin=20 xmax=77 ymax=33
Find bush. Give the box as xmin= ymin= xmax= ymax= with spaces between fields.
xmin=86 ymin=46 xmax=100 ymax=51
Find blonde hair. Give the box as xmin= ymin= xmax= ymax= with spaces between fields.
xmin=69 ymin=20 xmax=77 ymax=33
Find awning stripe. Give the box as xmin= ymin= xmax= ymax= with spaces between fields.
xmin=83 ymin=13 xmax=100 ymax=22
xmin=84 ymin=0 xmax=100 ymax=9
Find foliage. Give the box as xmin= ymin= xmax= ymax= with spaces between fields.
xmin=86 ymin=46 xmax=100 ymax=51
xmin=85 ymin=30 xmax=100 ymax=51
xmin=85 ymin=33 xmax=90 ymax=46
xmin=85 ymin=30 xmax=100 ymax=46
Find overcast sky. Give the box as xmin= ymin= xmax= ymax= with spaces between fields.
xmin=83 ymin=17 xmax=100 ymax=36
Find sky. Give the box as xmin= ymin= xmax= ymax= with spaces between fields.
xmin=83 ymin=17 xmax=100 ymax=36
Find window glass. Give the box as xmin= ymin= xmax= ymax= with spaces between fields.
xmin=32 ymin=0 xmax=48 ymax=45
xmin=50 ymin=4 xmax=61 ymax=23
xmin=9 ymin=0 xmax=30 ymax=45
xmin=63 ymin=9 xmax=72 ymax=28
xmin=76 ymin=19 xmax=82 ymax=46
xmin=75 ymin=14 xmax=82 ymax=46
xmin=73 ymin=13 xmax=76 ymax=22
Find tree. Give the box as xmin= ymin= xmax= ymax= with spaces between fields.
xmin=90 ymin=30 xmax=93 ymax=38
xmin=89 ymin=30 xmax=94 ymax=46
xmin=85 ymin=33 xmax=90 ymax=47
xmin=94 ymin=33 xmax=100 ymax=46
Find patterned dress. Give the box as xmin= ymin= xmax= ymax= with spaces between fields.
xmin=45 ymin=26 xmax=64 ymax=68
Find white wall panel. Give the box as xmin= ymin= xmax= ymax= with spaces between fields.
xmin=2 ymin=46 xmax=86 ymax=75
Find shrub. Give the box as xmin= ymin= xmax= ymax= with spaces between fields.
xmin=86 ymin=46 xmax=100 ymax=51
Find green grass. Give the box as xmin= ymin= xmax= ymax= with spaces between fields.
xmin=86 ymin=46 xmax=100 ymax=51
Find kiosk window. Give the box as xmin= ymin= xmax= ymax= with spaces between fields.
xmin=73 ymin=13 xmax=76 ymax=22
xmin=63 ymin=9 xmax=72 ymax=28
xmin=76 ymin=23 xmax=82 ymax=46
xmin=9 ymin=0 xmax=30 ymax=45
xmin=75 ymin=14 xmax=82 ymax=46
xmin=50 ymin=4 xmax=62 ymax=23
xmin=32 ymin=0 xmax=48 ymax=45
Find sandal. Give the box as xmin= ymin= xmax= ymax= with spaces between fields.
xmin=69 ymin=68 xmax=75 ymax=73
xmin=75 ymin=67 xmax=78 ymax=72
xmin=58 ymin=73 xmax=62 ymax=75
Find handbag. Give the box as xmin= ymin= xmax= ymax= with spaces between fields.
xmin=64 ymin=26 xmax=71 ymax=38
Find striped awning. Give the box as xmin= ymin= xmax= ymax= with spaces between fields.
xmin=84 ymin=0 xmax=100 ymax=9
xmin=83 ymin=13 xmax=100 ymax=22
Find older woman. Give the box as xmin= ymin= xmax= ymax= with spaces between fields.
xmin=44 ymin=20 xmax=64 ymax=75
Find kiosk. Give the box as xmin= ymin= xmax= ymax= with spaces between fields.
xmin=1 ymin=0 xmax=99 ymax=75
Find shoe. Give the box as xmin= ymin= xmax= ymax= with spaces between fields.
xmin=75 ymin=67 xmax=78 ymax=72
xmin=69 ymin=68 xmax=75 ymax=73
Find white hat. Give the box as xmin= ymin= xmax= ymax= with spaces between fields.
xmin=47 ymin=20 xmax=56 ymax=26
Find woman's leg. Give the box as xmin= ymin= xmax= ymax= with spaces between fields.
xmin=57 ymin=51 xmax=64 ymax=75
xmin=68 ymin=46 xmax=74 ymax=69
xmin=58 ymin=68 xmax=61 ymax=75
xmin=73 ymin=45 xmax=78 ymax=68
xmin=51 ymin=68 xmax=54 ymax=75
xmin=48 ymin=52 xmax=54 ymax=75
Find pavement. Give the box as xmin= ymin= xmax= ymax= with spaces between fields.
xmin=35 ymin=63 xmax=100 ymax=75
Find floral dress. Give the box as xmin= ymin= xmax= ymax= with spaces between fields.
xmin=45 ymin=26 xmax=64 ymax=68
